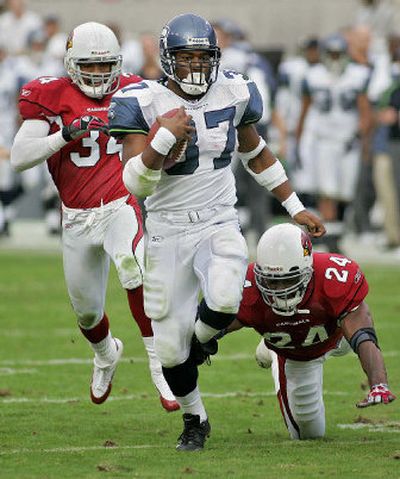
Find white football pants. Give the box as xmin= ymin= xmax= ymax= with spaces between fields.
xmin=62 ymin=195 xmax=144 ymax=328
xmin=270 ymin=337 xmax=351 ymax=439
xmin=144 ymin=206 xmax=248 ymax=368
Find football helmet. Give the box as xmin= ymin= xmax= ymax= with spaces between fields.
xmin=254 ymin=224 xmax=313 ymax=316
xmin=64 ymin=22 xmax=122 ymax=99
xmin=322 ymin=33 xmax=348 ymax=76
xmin=160 ymin=13 xmax=221 ymax=96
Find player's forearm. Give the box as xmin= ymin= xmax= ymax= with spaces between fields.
xmin=11 ymin=120 xmax=67 ymax=171
xmin=358 ymin=341 xmax=388 ymax=387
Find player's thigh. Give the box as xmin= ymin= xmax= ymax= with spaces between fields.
xmin=315 ymin=140 xmax=341 ymax=198
xmin=339 ymin=148 xmax=361 ymax=201
xmin=285 ymin=358 xmax=325 ymax=436
xmin=144 ymin=220 xmax=200 ymax=366
xmin=62 ymin=226 xmax=109 ymax=324
xmin=194 ymin=225 xmax=248 ymax=313
xmin=104 ymin=201 xmax=144 ymax=290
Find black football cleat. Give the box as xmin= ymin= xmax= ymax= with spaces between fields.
xmin=176 ymin=413 xmax=211 ymax=451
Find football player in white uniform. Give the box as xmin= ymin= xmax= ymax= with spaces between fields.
xmin=296 ymin=34 xmax=373 ymax=251
xmin=109 ymin=13 xmax=325 ymax=451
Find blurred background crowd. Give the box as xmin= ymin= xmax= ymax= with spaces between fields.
xmin=1 ymin=0 xmax=400 ymax=257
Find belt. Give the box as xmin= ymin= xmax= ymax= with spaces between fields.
xmin=157 ymin=208 xmax=219 ymax=224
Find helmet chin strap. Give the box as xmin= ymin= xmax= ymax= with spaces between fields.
xmin=179 ymin=72 xmax=208 ymax=96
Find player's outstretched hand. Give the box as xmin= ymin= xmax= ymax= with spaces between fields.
xmin=293 ymin=210 xmax=326 ymax=238
xmin=356 ymin=383 xmax=396 ymax=408
xmin=62 ymin=115 xmax=109 ymax=141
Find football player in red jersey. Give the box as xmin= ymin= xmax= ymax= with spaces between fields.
xmin=221 ymin=223 xmax=395 ymax=439
xmin=10 ymin=22 xmax=178 ymax=412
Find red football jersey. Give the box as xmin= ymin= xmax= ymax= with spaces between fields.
xmin=237 ymin=252 xmax=369 ymax=361
xmin=18 ymin=74 xmax=142 ymax=208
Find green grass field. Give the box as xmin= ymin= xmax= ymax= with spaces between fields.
xmin=0 ymin=251 xmax=399 ymax=479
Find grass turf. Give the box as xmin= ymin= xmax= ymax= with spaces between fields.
xmin=0 ymin=252 xmax=399 ymax=478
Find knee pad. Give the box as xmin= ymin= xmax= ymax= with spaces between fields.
xmin=116 ymin=253 xmax=144 ymax=290
xmin=77 ymin=312 xmax=102 ymax=330
xmin=206 ymin=228 xmax=248 ymax=312
xmin=153 ymin=334 xmax=188 ymax=368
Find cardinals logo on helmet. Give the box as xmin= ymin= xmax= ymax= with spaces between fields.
xmin=301 ymin=231 xmax=312 ymax=257
xmin=66 ymin=31 xmax=73 ymax=51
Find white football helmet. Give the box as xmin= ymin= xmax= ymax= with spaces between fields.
xmin=254 ymin=223 xmax=313 ymax=316
xmin=64 ymin=22 xmax=122 ymax=99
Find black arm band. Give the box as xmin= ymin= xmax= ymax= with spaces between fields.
xmin=349 ymin=327 xmax=379 ymax=354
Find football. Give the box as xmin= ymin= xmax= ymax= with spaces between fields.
xmin=147 ymin=108 xmax=188 ymax=170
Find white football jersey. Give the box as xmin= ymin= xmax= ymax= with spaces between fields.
xmin=276 ymin=56 xmax=310 ymax=132
xmin=0 ymin=58 xmax=20 ymax=148
xmin=303 ymin=61 xmax=371 ymax=141
xmin=109 ymin=71 xmax=263 ymax=212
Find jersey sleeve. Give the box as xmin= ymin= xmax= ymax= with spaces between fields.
xmin=108 ymin=82 xmax=151 ymax=138
xmin=18 ymin=77 xmax=61 ymax=122
xmin=322 ymin=258 xmax=369 ymax=318
xmin=238 ymin=81 xmax=263 ymax=126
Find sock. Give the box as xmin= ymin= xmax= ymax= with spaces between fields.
xmin=89 ymin=331 xmax=118 ymax=366
xmin=175 ymin=386 xmax=207 ymax=421
xmin=79 ymin=315 xmax=117 ymax=365
xmin=126 ymin=286 xmax=153 ymax=337
xmin=162 ymin=356 xmax=198 ymax=397
xmin=142 ymin=336 xmax=160 ymax=373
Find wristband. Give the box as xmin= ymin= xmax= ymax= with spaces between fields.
xmin=150 ymin=127 xmax=177 ymax=156
xmin=281 ymin=192 xmax=305 ymax=218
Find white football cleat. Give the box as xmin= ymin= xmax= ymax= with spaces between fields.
xmin=90 ymin=338 xmax=123 ymax=404
xmin=150 ymin=365 xmax=180 ymax=412
xmin=255 ymin=339 xmax=275 ymax=369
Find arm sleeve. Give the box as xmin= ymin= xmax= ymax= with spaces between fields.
xmin=11 ymin=119 xmax=67 ymax=172
xmin=109 ymin=96 xmax=150 ymax=138
xmin=239 ymin=81 xmax=264 ymax=126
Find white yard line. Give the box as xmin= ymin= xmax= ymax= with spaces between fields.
xmin=0 ymin=368 xmax=38 ymax=375
xmin=0 ymin=444 xmax=162 ymax=456
xmin=0 ymin=390 xmax=352 ymax=405
xmin=337 ymin=423 xmax=400 ymax=433
xmin=0 ymin=350 xmax=397 ymax=368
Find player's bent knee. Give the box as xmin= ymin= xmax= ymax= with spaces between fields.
xmin=77 ymin=312 xmax=102 ymax=330
xmin=116 ymin=255 xmax=143 ymax=290
xmin=154 ymin=337 xmax=187 ymax=368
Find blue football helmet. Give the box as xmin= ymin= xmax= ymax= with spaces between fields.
xmin=160 ymin=13 xmax=221 ymax=96
xmin=322 ymin=33 xmax=348 ymax=55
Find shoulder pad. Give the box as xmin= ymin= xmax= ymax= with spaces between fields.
xmin=113 ymin=80 xmax=155 ymax=108
xmin=19 ymin=76 xmax=67 ymax=120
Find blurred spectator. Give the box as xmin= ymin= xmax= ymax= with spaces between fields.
xmin=0 ymin=0 xmax=42 ymax=55
xmin=296 ymin=33 xmax=373 ymax=252
xmin=43 ymin=14 xmax=67 ymax=70
xmin=0 ymin=42 xmax=24 ymax=236
xmin=137 ymin=32 xmax=162 ymax=80
xmin=275 ymin=37 xmax=320 ymax=182
xmin=373 ymin=42 xmax=400 ymax=250
xmin=354 ymin=0 xmax=395 ymax=58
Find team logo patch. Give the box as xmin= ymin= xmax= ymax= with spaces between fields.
xmin=301 ymin=231 xmax=312 ymax=257
xmin=21 ymin=89 xmax=31 ymax=97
